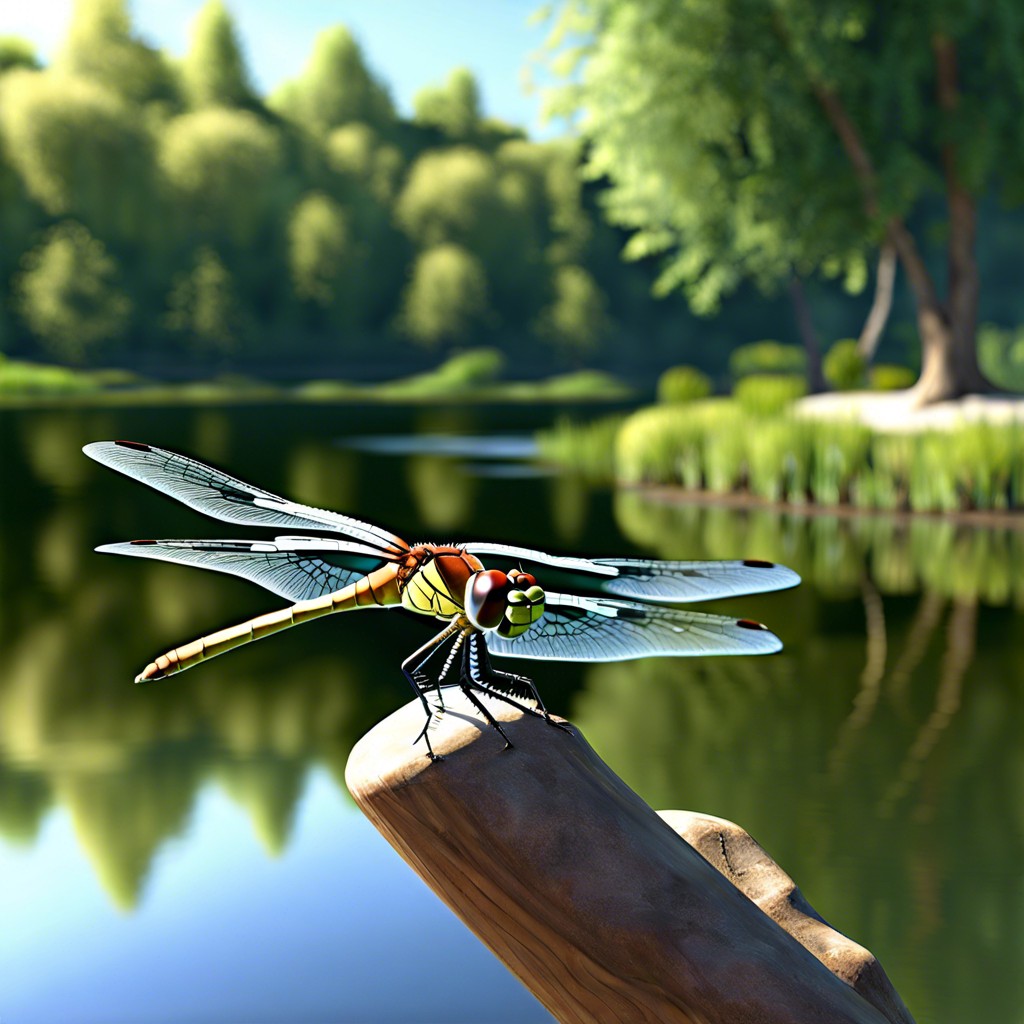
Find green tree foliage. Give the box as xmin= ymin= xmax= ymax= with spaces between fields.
xmin=536 ymin=264 xmax=609 ymax=358
xmin=55 ymin=0 xmax=174 ymax=105
xmin=413 ymin=66 xmax=481 ymax=139
xmin=16 ymin=221 xmax=131 ymax=361
xmin=325 ymin=122 xmax=404 ymax=204
xmin=165 ymin=246 xmax=242 ymax=355
xmin=159 ymin=108 xmax=283 ymax=246
xmin=396 ymin=146 xmax=546 ymax=321
xmin=544 ymin=0 xmax=1024 ymax=401
xmin=181 ymin=0 xmax=253 ymax=109
xmin=0 ymin=16 xmax=665 ymax=374
xmin=288 ymin=192 xmax=369 ymax=329
xmin=0 ymin=70 xmax=151 ymax=240
xmin=0 ymin=37 xmax=40 ymax=74
xmin=269 ymin=26 xmax=393 ymax=136
xmin=398 ymin=243 xmax=491 ymax=347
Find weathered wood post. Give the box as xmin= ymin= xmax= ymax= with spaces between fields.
xmin=345 ymin=690 xmax=915 ymax=1024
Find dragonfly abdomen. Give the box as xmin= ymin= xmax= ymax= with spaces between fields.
xmin=136 ymin=564 xmax=402 ymax=682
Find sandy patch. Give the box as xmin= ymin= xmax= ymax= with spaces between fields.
xmin=795 ymin=391 xmax=1024 ymax=433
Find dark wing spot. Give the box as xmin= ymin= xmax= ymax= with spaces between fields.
xmin=742 ymin=559 xmax=775 ymax=569
xmin=219 ymin=487 xmax=258 ymax=503
xmin=115 ymin=440 xmax=152 ymax=451
xmin=130 ymin=539 xmax=157 ymax=545
xmin=614 ymin=606 xmax=647 ymax=620
xmin=736 ymin=618 xmax=767 ymax=630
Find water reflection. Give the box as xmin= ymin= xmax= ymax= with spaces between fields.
xmin=1 ymin=406 xmax=1022 ymax=1023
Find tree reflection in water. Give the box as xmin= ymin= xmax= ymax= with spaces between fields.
xmin=1 ymin=408 xmax=1021 ymax=1023
xmin=572 ymin=490 xmax=1024 ymax=1023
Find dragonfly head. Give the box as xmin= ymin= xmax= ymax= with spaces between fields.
xmin=465 ymin=568 xmax=545 ymax=636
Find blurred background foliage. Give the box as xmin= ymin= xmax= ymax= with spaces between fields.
xmin=3 ymin=0 xmax=1024 ymax=393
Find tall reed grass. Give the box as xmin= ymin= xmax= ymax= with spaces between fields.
xmin=542 ymin=399 xmax=1024 ymax=513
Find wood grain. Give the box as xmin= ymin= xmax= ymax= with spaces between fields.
xmin=345 ymin=689 xmax=910 ymax=1024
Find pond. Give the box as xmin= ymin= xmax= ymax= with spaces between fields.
xmin=1 ymin=403 xmax=1021 ymax=1023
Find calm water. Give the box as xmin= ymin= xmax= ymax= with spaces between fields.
xmin=1 ymin=404 xmax=1022 ymax=1023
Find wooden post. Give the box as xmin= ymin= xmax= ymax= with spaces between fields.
xmin=345 ymin=690 xmax=913 ymax=1024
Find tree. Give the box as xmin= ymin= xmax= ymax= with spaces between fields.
xmin=397 ymin=243 xmax=491 ymax=347
xmin=165 ymin=246 xmax=242 ymax=355
xmin=268 ymin=26 xmax=393 ymax=136
xmin=16 ymin=221 xmax=131 ymax=362
xmin=159 ymin=108 xmax=283 ymax=246
xmin=545 ymin=0 xmax=1024 ymax=403
xmin=287 ymin=191 xmax=374 ymax=330
xmin=536 ymin=264 xmax=610 ymax=360
xmin=55 ymin=0 xmax=175 ymax=106
xmin=0 ymin=70 xmax=152 ymax=242
xmin=395 ymin=146 xmax=546 ymax=322
xmin=181 ymin=0 xmax=253 ymax=109
xmin=413 ymin=67 xmax=481 ymax=139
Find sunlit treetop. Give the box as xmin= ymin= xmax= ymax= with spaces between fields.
xmin=181 ymin=0 xmax=254 ymax=110
xmin=268 ymin=26 xmax=395 ymax=136
xmin=413 ymin=66 xmax=482 ymax=139
xmin=54 ymin=0 xmax=177 ymax=106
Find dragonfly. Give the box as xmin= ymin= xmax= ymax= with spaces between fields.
xmin=84 ymin=440 xmax=800 ymax=760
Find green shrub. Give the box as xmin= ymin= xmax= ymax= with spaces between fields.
xmin=733 ymin=374 xmax=807 ymax=416
xmin=0 ymin=359 xmax=98 ymax=395
xmin=978 ymin=323 xmax=1024 ymax=391
xmin=729 ymin=341 xmax=805 ymax=380
xmin=869 ymin=364 xmax=916 ymax=391
xmin=382 ymin=348 xmax=506 ymax=397
xmin=823 ymin=339 xmax=867 ymax=390
xmin=657 ymin=365 xmax=712 ymax=404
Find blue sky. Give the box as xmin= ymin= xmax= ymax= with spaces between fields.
xmin=5 ymin=0 xmax=560 ymax=135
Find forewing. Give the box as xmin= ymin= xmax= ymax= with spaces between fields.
xmin=84 ymin=441 xmax=408 ymax=555
xmin=462 ymin=542 xmax=799 ymax=603
xmin=485 ymin=592 xmax=782 ymax=662
xmin=97 ymin=536 xmax=386 ymax=601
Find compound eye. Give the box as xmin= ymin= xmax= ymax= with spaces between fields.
xmin=466 ymin=570 xmax=512 ymax=630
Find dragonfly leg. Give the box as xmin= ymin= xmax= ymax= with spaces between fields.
xmin=470 ymin=634 xmax=573 ymax=736
xmin=402 ymin=621 xmax=461 ymax=761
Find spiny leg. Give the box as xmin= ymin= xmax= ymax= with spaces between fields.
xmin=437 ymin=626 xmax=471 ymax=686
xmin=469 ymin=633 xmax=573 ymax=735
xmin=460 ymin=682 xmax=515 ymax=751
xmin=401 ymin=622 xmax=461 ymax=761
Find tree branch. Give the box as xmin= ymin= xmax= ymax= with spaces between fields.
xmin=857 ymin=243 xmax=897 ymax=363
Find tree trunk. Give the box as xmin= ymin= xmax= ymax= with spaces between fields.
xmin=857 ymin=244 xmax=896 ymax=364
xmin=902 ymin=34 xmax=991 ymax=405
xmin=807 ymin=51 xmax=993 ymax=405
xmin=789 ymin=276 xmax=827 ymax=393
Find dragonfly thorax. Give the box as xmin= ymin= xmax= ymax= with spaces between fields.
xmin=465 ymin=568 xmax=546 ymax=638
xmin=399 ymin=546 xmax=484 ymax=620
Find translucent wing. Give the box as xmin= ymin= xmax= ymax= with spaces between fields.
xmin=96 ymin=536 xmax=387 ymax=602
xmin=462 ymin=542 xmax=800 ymax=603
xmin=83 ymin=440 xmax=409 ymax=555
xmin=485 ymin=592 xmax=783 ymax=662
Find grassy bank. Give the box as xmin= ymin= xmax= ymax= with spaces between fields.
xmin=0 ymin=350 xmax=632 ymax=406
xmin=539 ymin=399 xmax=1024 ymax=514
